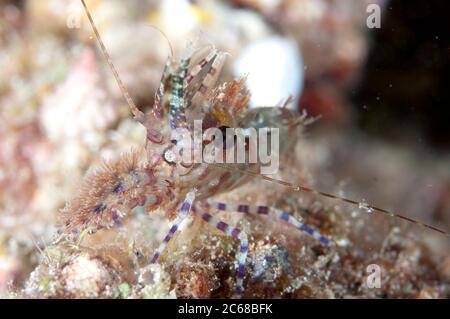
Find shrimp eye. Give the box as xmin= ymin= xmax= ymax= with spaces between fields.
xmin=163 ymin=147 xmax=177 ymax=165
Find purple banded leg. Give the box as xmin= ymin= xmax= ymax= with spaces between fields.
xmin=184 ymin=47 xmax=218 ymax=88
xmin=150 ymin=191 xmax=196 ymax=263
xmin=207 ymin=201 xmax=331 ymax=246
xmin=195 ymin=204 xmax=248 ymax=297
xmin=187 ymin=51 xmax=226 ymax=108
xmin=184 ymin=49 xmax=225 ymax=122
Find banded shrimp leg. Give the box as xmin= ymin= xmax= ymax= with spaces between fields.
xmin=168 ymin=45 xmax=227 ymax=129
xmin=150 ymin=190 xmax=197 ymax=264
xmin=183 ymin=47 xmax=227 ymax=116
xmin=205 ymin=201 xmax=332 ymax=246
xmin=194 ymin=200 xmax=332 ymax=296
xmin=148 ymin=192 xmax=249 ymax=297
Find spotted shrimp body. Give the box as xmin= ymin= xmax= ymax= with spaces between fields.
xmin=61 ymin=0 xmax=450 ymax=297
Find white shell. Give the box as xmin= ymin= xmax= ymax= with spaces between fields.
xmin=233 ymin=36 xmax=304 ymax=109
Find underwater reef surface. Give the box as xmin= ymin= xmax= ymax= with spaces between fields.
xmin=0 ymin=0 xmax=449 ymax=298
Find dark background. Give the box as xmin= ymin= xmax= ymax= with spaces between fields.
xmin=353 ymin=0 xmax=449 ymax=150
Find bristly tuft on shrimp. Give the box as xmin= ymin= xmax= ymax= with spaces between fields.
xmin=57 ymin=149 xmax=169 ymax=238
